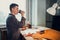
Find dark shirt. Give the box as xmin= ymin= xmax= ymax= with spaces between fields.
xmin=6 ymin=13 xmax=26 ymax=40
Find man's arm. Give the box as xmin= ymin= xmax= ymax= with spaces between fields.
xmin=19 ymin=10 xmax=26 ymax=27
xmin=8 ymin=16 xmax=24 ymax=29
xmin=20 ymin=17 xmax=26 ymax=25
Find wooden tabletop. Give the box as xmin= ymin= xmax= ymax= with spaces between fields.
xmin=32 ymin=29 xmax=60 ymax=40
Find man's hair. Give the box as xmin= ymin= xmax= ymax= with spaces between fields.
xmin=10 ymin=3 xmax=19 ymax=11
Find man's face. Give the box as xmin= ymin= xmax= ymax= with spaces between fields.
xmin=12 ymin=6 xmax=19 ymax=14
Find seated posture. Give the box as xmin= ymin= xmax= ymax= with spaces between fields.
xmin=6 ymin=3 xmax=26 ymax=40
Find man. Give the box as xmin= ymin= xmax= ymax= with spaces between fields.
xmin=6 ymin=3 xmax=26 ymax=40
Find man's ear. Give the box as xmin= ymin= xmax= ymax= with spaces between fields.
xmin=12 ymin=8 xmax=14 ymax=11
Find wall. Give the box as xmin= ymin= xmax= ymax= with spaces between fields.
xmin=37 ymin=0 xmax=46 ymax=26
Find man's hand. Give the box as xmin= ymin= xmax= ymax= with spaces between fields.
xmin=20 ymin=10 xmax=25 ymax=17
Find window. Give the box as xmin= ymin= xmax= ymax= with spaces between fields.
xmin=27 ymin=0 xmax=46 ymax=26
xmin=0 ymin=0 xmax=26 ymax=25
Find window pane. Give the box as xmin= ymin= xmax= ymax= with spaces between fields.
xmin=0 ymin=0 xmax=26 ymax=25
